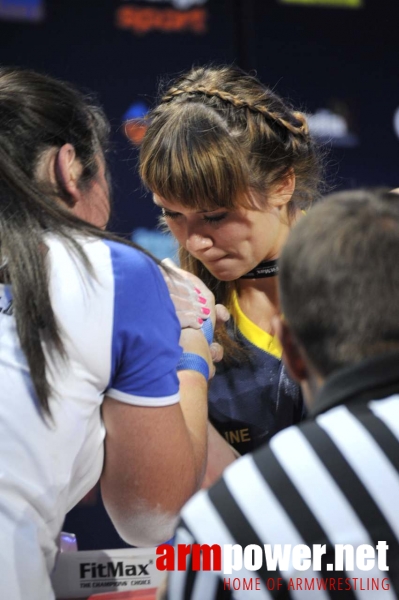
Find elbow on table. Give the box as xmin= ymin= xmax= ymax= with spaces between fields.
xmin=103 ymin=499 xmax=180 ymax=547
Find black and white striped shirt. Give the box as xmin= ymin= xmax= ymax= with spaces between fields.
xmin=166 ymin=353 xmax=399 ymax=599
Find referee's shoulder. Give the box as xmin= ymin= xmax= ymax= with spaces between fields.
xmin=215 ymin=412 xmax=342 ymax=496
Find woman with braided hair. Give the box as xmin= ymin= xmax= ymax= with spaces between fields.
xmin=140 ymin=65 xmax=323 ymax=481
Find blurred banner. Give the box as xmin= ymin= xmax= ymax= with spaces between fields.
xmin=279 ymin=0 xmax=362 ymax=7
xmin=123 ymin=102 xmax=149 ymax=145
xmin=115 ymin=0 xmax=209 ymax=35
xmin=0 ymin=0 xmax=44 ymax=21
xmin=308 ymin=100 xmax=359 ymax=148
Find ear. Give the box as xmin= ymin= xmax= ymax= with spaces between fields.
xmin=272 ymin=315 xmax=307 ymax=383
xmin=270 ymin=170 xmax=296 ymax=208
xmin=54 ymin=143 xmax=83 ymax=205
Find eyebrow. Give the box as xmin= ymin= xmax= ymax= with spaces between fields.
xmin=152 ymin=197 xmax=222 ymax=215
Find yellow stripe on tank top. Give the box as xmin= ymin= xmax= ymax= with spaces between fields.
xmin=232 ymin=291 xmax=282 ymax=360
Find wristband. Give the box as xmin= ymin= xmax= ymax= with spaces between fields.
xmin=177 ymin=352 xmax=209 ymax=381
xmin=201 ymin=317 xmax=214 ymax=345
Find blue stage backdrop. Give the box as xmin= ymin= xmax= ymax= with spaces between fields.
xmin=1 ymin=0 xmax=398 ymax=549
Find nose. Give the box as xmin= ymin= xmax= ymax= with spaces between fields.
xmin=185 ymin=231 xmax=213 ymax=255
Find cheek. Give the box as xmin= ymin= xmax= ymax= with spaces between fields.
xmin=166 ymin=221 xmax=186 ymax=245
xmin=88 ymin=182 xmax=110 ymax=228
xmin=221 ymin=222 xmax=251 ymax=248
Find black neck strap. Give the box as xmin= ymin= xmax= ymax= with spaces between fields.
xmin=240 ymin=258 xmax=279 ymax=279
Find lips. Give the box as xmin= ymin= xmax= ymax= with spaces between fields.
xmin=203 ymin=254 xmax=229 ymax=263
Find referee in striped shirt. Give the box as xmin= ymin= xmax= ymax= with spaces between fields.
xmin=163 ymin=189 xmax=399 ymax=599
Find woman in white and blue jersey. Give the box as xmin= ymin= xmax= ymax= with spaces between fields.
xmin=0 ymin=67 xmax=216 ymax=599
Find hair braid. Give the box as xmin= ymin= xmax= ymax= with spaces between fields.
xmin=161 ymin=85 xmax=309 ymax=138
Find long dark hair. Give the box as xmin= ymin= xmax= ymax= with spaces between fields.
xmin=0 ymin=67 xmax=147 ymax=414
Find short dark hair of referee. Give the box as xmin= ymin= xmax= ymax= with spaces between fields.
xmin=278 ymin=188 xmax=399 ymax=383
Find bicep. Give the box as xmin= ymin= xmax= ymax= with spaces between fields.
xmin=100 ymin=395 xmax=198 ymax=545
xmin=101 ymin=396 xmax=192 ymax=504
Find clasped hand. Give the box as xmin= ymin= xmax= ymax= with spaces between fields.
xmin=160 ymin=258 xmax=229 ymax=366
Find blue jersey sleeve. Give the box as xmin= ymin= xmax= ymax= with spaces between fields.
xmin=105 ymin=241 xmax=181 ymax=406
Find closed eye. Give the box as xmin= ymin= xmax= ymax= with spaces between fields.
xmin=162 ymin=209 xmax=181 ymax=220
xmin=162 ymin=208 xmax=228 ymax=224
xmin=202 ymin=213 xmax=228 ymax=224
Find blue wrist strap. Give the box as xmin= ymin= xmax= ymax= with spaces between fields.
xmin=177 ymin=352 xmax=209 ymax=381
xmin=201 ymin=317 xmax=214 ymax=345
xmin=177 ymin=318 xmax=213 ymax=380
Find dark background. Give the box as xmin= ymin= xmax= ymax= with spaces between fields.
xmin=1 ymin=0 xmax=398 ymax=549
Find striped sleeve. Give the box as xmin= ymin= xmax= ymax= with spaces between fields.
xmin=168 ymin=398 xmax=399 ymax=599
xmin=166 ymin=524 xmax=227 ymax=600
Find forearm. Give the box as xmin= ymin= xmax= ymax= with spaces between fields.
xmin=177 ymin=369 xmax=209 ymax=490
xmin=201 ymin=422 xmax=240 ymax=489
xmin=176 ymin=326 xmax=213 ymax=488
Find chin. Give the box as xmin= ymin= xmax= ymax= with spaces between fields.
xmin=205 ymin=265 xmax=243 ymax=282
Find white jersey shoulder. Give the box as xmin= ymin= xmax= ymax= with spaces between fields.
xmin=0 ymin=234 xmax=181 ymax=599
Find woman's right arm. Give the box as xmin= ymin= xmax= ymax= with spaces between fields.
xmin=101 ymin=335 xmax=210 ymax=547
xmin=99 ymin=247 xmax=214 ymax=546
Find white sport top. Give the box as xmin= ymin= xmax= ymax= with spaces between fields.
xmin=0 ymin=234 xmax=181 ymax=599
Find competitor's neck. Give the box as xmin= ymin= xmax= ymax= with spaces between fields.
xmin=235 ymin=276 xmax=280 ymax=334
xmin=236 ymin=274 xmax=279 ymax=308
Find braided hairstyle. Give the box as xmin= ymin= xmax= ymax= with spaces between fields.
xmin=161 ymin=83 xmax=309 ymax=136
xmin=140 ymin=65 xmax=323 ymax=360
